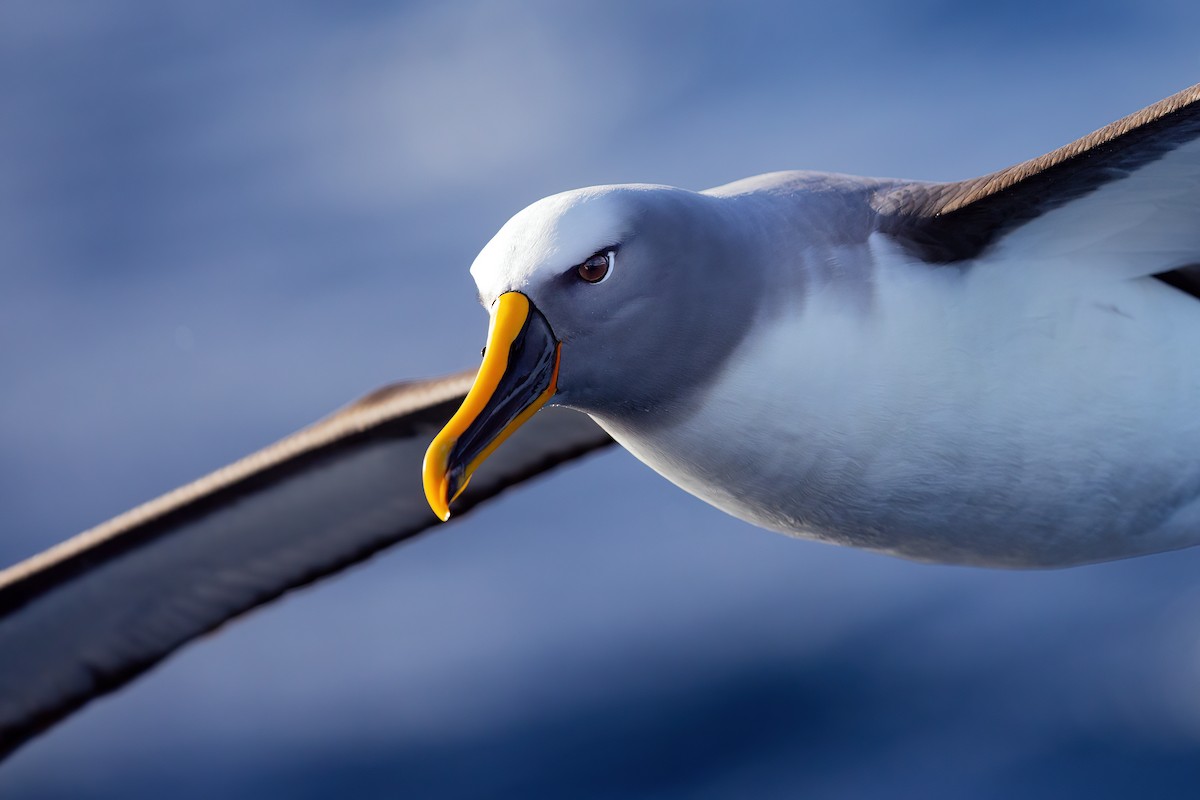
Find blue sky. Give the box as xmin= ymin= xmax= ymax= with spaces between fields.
xmin=4 ymin=1 xmax=1200 ymax=797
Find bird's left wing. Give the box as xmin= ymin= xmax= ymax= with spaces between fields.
xmin=874 ymin=81 xmax=1200 ymax=292
xmin=0 ymin=371 xmax=613 ymax=758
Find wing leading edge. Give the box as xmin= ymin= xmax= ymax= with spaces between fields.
xmin=874 ymin=81 xmax=1200 ymax=293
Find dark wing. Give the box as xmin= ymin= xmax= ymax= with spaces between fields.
xmin=0 ymin=372 xmax=613 ymax=758
xmin=874 ymin=82 xmax=1200 ymax=293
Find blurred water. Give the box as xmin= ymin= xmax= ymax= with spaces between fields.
xmin=3 ymin=2 xmax=1200 ymax=797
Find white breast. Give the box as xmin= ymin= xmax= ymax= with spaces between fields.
xmin=599 ymin=236 xmax=1200 ymax=567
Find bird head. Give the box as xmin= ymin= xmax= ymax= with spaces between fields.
xmin=422 ymin=184 xmax=755 ymax=520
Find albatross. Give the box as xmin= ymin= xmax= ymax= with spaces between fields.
xmin=3 ymin=82 xmax=1200 ymax=757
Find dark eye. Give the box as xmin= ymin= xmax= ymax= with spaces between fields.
xmin=576 ymin=251 xmax=613 ymax=284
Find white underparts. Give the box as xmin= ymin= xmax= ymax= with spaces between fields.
xmin=602 ymin=237 xmax=1200 ymax=567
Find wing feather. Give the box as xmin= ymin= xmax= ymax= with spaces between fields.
xmin=0 ymin=372 xmax=613 ymax=758
xmin=874 ymin=82 xmax=1200 ymax=288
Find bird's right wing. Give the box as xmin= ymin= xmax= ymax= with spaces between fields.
xmin=0 ymin=371 xmax=614 ymax=759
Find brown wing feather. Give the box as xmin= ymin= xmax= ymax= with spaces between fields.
xmin=874 ymin=83 xmax=1200 ymax=267
xmin=0 ymin=372 xmax=613 ymax=758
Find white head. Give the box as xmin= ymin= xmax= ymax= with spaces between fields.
xmin=468 ymin=184 xmax=761 ymax=411
xmin=424 ymin=183 xmax=761 ymax=518
xmin=470 ymin=186 xmax=636 ymax=304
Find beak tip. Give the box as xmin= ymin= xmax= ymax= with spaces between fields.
xmin=426 ymin=489 xmax=452 ymax=522
xmin=422 ymin=442 xmax=454 ymax=522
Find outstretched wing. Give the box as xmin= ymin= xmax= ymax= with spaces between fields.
xmin=875 ymin=82 xmax=1200 ymax=292
xmin=0 ymin=372 xmax=613 ymax=758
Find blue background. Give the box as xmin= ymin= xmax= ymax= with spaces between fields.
xmin=4 ymin=1 xmax=1200 ymax=797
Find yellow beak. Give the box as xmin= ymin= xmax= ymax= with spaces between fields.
xmin=422 ymin=292 xmax=561 ymax=520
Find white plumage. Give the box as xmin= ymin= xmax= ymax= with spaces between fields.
xmin=608 ymin=227 xmax=1200 ymax=566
